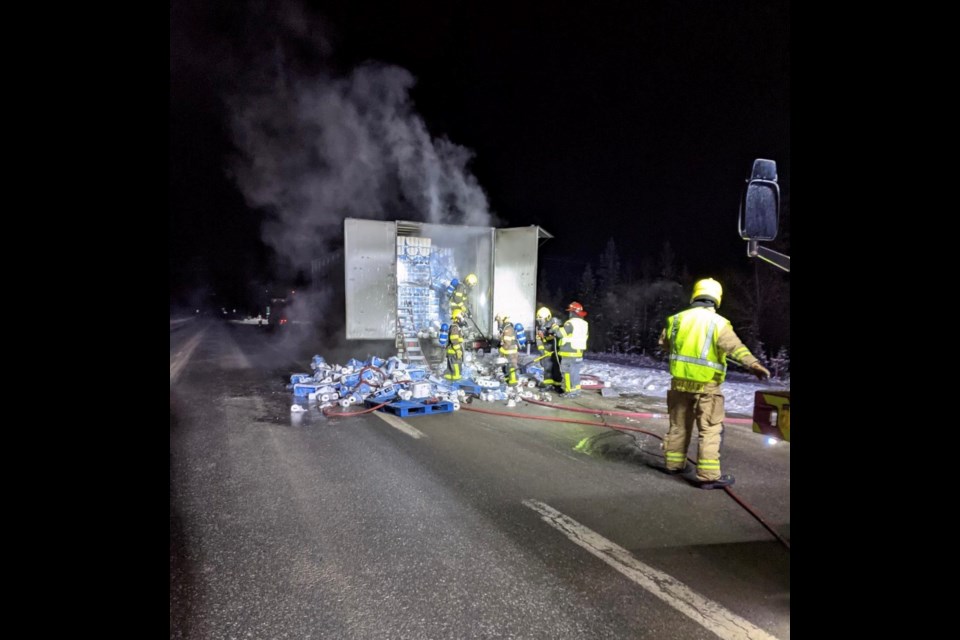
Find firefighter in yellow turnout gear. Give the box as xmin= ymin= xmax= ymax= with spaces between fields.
xmin=659 ymin=278 xmax=771 ymax=489
xmin=444 ymin=309 xmax=466 ymax=381
xmin=535 ymin=307 xmax=562 ymax=391
xmin=449 ymin=273 xmax=478 ymax=320
xmin=496 ymin=314 xmax=519 ymax=386
xmin=551 ymin=301 xmax=589 ymax=397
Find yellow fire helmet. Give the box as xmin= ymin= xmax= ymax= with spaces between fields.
xmin=451 ymin=308 xmax=464 ymax=322
xmin=536 ymin=307 xmax=552 ymax=321
xmin=464 ymin=273 xmax=478 ymax=286
xmin=691 ymin=278 xmax=723 ymax=307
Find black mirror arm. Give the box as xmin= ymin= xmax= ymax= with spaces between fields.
xmin=747 ymin=240 xmax=790 ymax=273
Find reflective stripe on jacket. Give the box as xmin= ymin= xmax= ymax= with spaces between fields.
xmin=447 ymin=324 xmax=463 ymax=356
xmin=537 ymin=318 xmax=559 ymax=353
xmin=450 ymin=284 xmax=469 ymax=313
xmin=557 ymin=317 xmax=588 ymax=357
xmin=665 ymin=307 xmax=730 ymax=383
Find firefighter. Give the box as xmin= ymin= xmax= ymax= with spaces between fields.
xmin=659 ymin=278 xmax=771 ymax=489
xmin=551 ymin=301 xmax=589 ymax=397
xmin=450 ymin=273 xmax=478 ymax=320
xmin=496 ymin=314 xmax=519 ymax=386
xmin=535 ymin=306 xmax=561 ymax=391
xmin=444 ymin=308 xmax=466 ymax=381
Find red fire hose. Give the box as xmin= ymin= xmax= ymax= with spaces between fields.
xmin=461 ymin=402 xmax=790 ymax=550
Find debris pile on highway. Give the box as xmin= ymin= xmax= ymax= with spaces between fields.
xmin=288 ymin=353 xmax=553 ymax=415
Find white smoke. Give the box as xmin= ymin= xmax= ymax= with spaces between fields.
xmin=227 ymin=61 xmax=497 ymax=271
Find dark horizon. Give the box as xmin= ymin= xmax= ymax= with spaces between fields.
xmin=170 ymin=0 xmax=790 ymax=311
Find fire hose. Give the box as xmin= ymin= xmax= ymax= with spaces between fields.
xmin=525 ymin=394 xmax=753 ymax=425
xmin=318 ymin=362 xmax=788 ymax=549
xmin=460 ymin=401 xmax=790 ymax=551
xmin=320 ymin=365 xmax=391 ymax=417
xmin=464 ymin=312 xmax=489 ymax=342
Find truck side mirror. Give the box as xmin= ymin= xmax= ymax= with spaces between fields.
xmin=738 ymin=158 xmax=780 ymax=241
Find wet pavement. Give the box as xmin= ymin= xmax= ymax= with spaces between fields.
xmin=171 ymin=320 xmax=790 ymax=639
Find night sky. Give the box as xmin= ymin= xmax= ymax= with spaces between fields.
xmin=170 ymin=0 xmax=790 ymax=308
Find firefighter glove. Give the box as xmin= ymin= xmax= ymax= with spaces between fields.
xmin=750 ymin=362 xmax=771 ymax=380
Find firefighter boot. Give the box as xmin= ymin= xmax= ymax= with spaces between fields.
xmin=695 ymin=474 xmax=735 ymax=490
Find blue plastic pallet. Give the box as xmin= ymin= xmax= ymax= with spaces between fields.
xmin=452 ymin=378 xmax=483 ymax=395
xmin=365 ymin=398 xmax=454 ymax=417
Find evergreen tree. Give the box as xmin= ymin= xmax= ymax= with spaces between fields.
xmin=597 ymin=238 xmax=621 ymax=291
xmin=646 ymin=279 xmax=685 ymax=360
xmin=551 ymin=285 xmax=565 ymax=312
xmin=679 ymin=263 xmax=693 ymax=289
xmin=577 ymin=263 xmax=597 ymax=312
xmin=717 ymin=262 xmax=790 ymax=364
xmin=640 ymin=255 xmax=655 ymax=282
xmin=659 ymin=240 xmax=676 ymax=281
xmin=537 ymin=267 xmax=550 ymax=305
xmin=748 ymin=338 xmax=766 ymax=366
xmin=721 ymin=265 xmax=762 ymax=350
xmin=770 ymin=346 xmax=790 ymax=380
xmin=601 ymin=284 xmax=643 ymax=354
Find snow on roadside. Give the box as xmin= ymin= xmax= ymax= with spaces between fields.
xmin=582 ymin=353 xmax=789 ymax=416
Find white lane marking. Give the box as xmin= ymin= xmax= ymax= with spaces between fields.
xmin=522 ymin=499 xmax=779 ymax=640
xmin=372 ymin=411 xmax=426 ymax=439
xmin=170 ymin=328 xmax=207 ymax=384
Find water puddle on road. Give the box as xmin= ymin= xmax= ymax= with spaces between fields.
xmin=611 ymin=392 xmax=668 ymax=415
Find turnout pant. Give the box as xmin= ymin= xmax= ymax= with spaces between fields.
xmin=502 ymin=354 xmax=519 ymax=386
xmin=540 ymin=351 xmax=561 ymax=390
xmin=558 ymin=356 xmax=582 ymax=393
xmin=664 ymin=389 xmax=726 ymax=481
xmin=444 ymin=351 xmax=463 ymax=380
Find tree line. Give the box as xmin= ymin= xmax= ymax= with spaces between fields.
xmin=537 ymin=236 xmax=790 ymax=380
